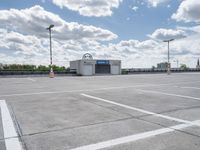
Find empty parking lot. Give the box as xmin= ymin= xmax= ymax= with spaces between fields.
xmin=0 ymin=73 xmax=200 ymax=150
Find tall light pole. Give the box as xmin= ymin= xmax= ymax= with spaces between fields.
xmin=163 ymin=39 xmax=174 ymax=75
xmin=46 ymin=24 xmax=54 ymax=78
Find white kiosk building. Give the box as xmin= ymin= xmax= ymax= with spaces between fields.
xmin=70 ymin=53 xmax=121 ymax=76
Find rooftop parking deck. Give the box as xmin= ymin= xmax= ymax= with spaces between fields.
xmin=0 ymin=73 xmax=200 ymax=150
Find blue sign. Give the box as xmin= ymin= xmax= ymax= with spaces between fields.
xmin=96 ymin=60 xmax=109 ymax=65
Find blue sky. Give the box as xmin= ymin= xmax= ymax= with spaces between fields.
xmin=0 ymin=0 xmax=200 ymax=68
xmin=0 ymin=0 xmax=181 ymax=41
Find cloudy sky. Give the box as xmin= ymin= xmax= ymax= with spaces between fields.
xmin=0 ymin=0 xmax=200 ymax=68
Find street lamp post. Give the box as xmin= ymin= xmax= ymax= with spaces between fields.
xmin=46 ymin=24 xmax=54 ymax=78
xmin=163 ymin=39 xmax=174 ymax=75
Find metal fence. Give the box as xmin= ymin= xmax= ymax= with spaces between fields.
xmin=0 ymin=70 xmax=76 ymax=76
xmin=0 ymin=68 xmax=200 ymax=76
xmin=122 ymin=68 xmax=200 ymax=74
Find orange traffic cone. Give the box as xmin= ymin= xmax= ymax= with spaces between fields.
xmin=49 ymin=68 xmax=55 ymax=78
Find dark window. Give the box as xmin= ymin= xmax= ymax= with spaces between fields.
xmin=95 ymin=64 xmax=110 ymax=74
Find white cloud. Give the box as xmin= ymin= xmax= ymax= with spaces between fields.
xmin=132 ymin=6 xmax=139 ymax=12
xmin=1 ymin=26 xmax=199 ymax=68
xmin=1 ymin=27 xmax=199 ymax=68
xmin=52 ymin=0 xmax=122 ymax=17
xmin=0 ymin=5 xmax=117 ymax=41
xmin=172 ymin=0 xmax=200 ymax=23
xmin=170 ymin=34 xmax=200 ymax=56
xmin=0 ymin=26 xmax=166 ymax=68
xmin=0 ymin=6 xmax=117 ymax=66
xmin=113 ymin=39 xmax=159 ymax=50
xmin=147 ymin=0 xmax=170 ymax=7
xmin=0 ymin=6 xmax=200 ymax=68
xmin=177 ymin=25 xmax=200 ymax=35
xmin=148 ymin=28 xmax=186 ymax=41
xmin=126 ymin=17 xmax=130 ymax=21
xmin=105 ymin=39 xmax=168 ymax=67
xmin=0 ymin=29 xmax=47 ymax=56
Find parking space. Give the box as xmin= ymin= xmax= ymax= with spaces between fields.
xmin=0 ymin=73 xmax=200 ymax=150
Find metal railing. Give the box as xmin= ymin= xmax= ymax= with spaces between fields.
xmin=1 ymin=68 xmax=200 ymax=76
xmin=122 ymin=68 xmax=200 ymax=74
xmin=0 ymin=70 xmax=76 ymax=76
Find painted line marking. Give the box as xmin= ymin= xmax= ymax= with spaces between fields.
xmin=138 ymin=89 xmax=200 ymax=101
xmin=71 ymin=120 xmax=200 ymax=150
xmin=0 ymin=83 xmax=171 ymax=97
xmin=5 ymin=138 xmax=23 ymax=150
xmin=81 ymin=94 xmax=200 ymax=127
xmin=0 ymin=100 xmax=23 ymax=150
xmin=181 ymin=87 xmax=200 ymax=90
xmin=1 ymin=80 xmax=200 ymax=98
xmin=0 ymin=100 xmax=18 ymax=138
xmin=174 ymin=73 xmax=200 ymax=75
xmin=26 ymin=78 xmax=36 ymax=82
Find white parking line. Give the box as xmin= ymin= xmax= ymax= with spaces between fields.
xmin=138 ymin=89 xmax=200 ymax=101
xmin=5 ymin=138 xmax=23 ymax=150
xmin=71 ymin=120 xmax=200 ymax=150
xmin=0 ymin=100 xmax=23 ymax=150
xmin=26 ymin=78 xmax=36 ymax=82
xmin=0 ymin=100 xmax=18 ymax=138
xmin=181 ymin=87 xmax=200 ymax=90
xmin=0 ymin=83 xmax=169 ymax=97
xmin=1 ymin=80 xmax=200 ymax=98
xmin=81 ymin=94 xmax=200 ymax=127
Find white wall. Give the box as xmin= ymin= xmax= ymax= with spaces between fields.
xmin=70 ymin=59 xmax=121 ymax=76
xmin=111 ymin=65 xmax=120 ymax=75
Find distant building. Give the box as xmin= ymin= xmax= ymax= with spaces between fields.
xmin=197 ymin=59 xmax=200 ymax=69
xmin=157 ymin=62 xmax=170 ymax=70
xmin=70 ymin=53 xmax=121 ymax=76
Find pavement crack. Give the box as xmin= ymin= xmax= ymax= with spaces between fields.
xmin=137 ymin=105 xmax=200 ymax=119
xmin=21 ymin=116 xmax=135 ymax=137
xmin=9 ymin=102 xmax=28 ymax=150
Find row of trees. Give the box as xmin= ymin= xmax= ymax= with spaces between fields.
xmin=0 ymin=64 xmax=68 ymax=72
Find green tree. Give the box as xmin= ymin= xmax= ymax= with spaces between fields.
xmin=0 ymin=64 xmax=68 ymax=72
xmin=180 ymin=64 xmax=188 ymax=70
xmin=37 ymin=65 xmax=49 ymax=71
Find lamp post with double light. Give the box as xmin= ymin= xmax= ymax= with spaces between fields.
xmin=46 ymin=24 xmax=54 ymax=78
xmin=163 ymin=39 xmax=174 ymax=75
